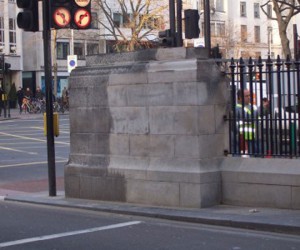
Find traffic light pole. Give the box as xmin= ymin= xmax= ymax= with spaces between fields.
xmin=204 ymin=0 xmax=211 ymax=52
xmin=43 ymin=0 xmax=57 ymax=196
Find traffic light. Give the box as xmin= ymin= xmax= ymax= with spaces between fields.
xmin=158 ymin=29 xmax=174 ymax=47
xmin=17 ymin=0 xmax=39 ymax=32
xmin=184 ymin=9 xmax=200 ymax=39
xmin=51 ymin=0 xmax=92 ymax=30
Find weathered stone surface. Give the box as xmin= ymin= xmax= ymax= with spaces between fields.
xmin=65 ymin=48 xmax=228 ymax=208
xmin=221 ymin=158 xmax=300 ymax=209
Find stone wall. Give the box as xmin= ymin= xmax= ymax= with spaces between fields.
xmin=64 ymin=47 xmax=230 ymax=208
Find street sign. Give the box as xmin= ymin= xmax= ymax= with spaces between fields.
xmin=73 ymin=8 xmax=91 ymax=29
xmin=53 ymin=7 xmax=71 ymax=28
xmin=68 ymin=55 xmax=77 ymax=73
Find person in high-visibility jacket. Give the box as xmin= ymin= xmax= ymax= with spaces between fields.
xmin=233 ymin=89 xmax=259 ymax=155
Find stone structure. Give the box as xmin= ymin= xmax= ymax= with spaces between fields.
xmin=64 ymin=47 xmax=230 ymax=208
xmin=64 ymin=47 xmax=300 ymax=210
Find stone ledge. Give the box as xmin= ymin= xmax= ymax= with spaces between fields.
xmin=221 ymin=157 xmax=300 ymax=209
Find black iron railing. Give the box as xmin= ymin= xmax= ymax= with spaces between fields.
xmin=223 ymin=56 xmax=300 ymax=158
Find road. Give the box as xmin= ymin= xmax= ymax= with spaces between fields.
xmin=0 ymin=114 xmax=69 ymax=195
xmin=0 ymin=201 xmax=300 ymax=250
xmin=1 ymin=115 xmax=300 ymax=249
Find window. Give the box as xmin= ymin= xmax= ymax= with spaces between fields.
xmin=122 ymin=13 xmax=132 ymax=28
xmin=57 ymin=42 xmax=69 ymax=59
xmin=113 ymin=13 xmax=122 ymax=28
xmin=241 ymin=25 xmax=247 ymax=42
xmin=74 ymin=43 xmax=85 ymax=60
xmin=91 ymin=12 xmax=98 ymax=29
xmin=216 ymin=0 xmax=224 ymax=12
xmin=202 ymin=0 xmax=224 ymax=12
xmin=9 ymin=18 xmax=16 ymax=54
xmin=87 ymin=43 xmax=98 ymax=55
xmin=240 ymin=2 xmax=247 ymax=17
xmin=254 ymin=3 xmax=260 ymax=18
xmin=254 ymin=26 xmax=260 ymax=43
xmin=0 ymin=17 xmax=4 ymax=47
xmin=210 ymin=21 xmax=225 ymax=37
xmin=267 ymin=4 xmax=272 ymax=18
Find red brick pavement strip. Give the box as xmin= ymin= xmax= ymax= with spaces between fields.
xmin=0 ymin=177 xmax=64 ymax=195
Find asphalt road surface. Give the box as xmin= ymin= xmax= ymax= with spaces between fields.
xmin=0 ymin=114 xmax=69 ymax=195
xmin=0 ymin=201 xmax=300 ymax=250
xmin=1 ymin=115 xmax=300 ymax=250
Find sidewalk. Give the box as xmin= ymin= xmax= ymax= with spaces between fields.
xmin=0 ymin=108 xmax=68 ymax=120
xmin=0 ymin=108 xmax=43 ymax=120
xmin=4 ymin=191 xmax=300 ymax=236
xmin=2 ymin=108 xmax=300 ymax=236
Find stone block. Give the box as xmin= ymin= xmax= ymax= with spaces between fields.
xmin=173 ymin=107 xmax=198 ymax=135
xmin=70 ymin=108 xmax=111 ymax=133
xmin=215 ymin=104 xmax=228 ymax=134
xmin=175 ymin=135 xmax=199 ymax=158
xmin=129 ymin=135 xmax=149 ymax=157
xmin=127 ymin=84 xmax=147 ymax=106
xmin=148 ymin=70 xmax=197 ymax=84
xmin=180 ymin=183 xmax=201 ymax=208
xmin=198 ymin=134 xmax=225 ymax=158
xmin=110 ymin=107 xmax=149 ymax=134
xmin=292 ymin=187 xmax=300 ymax=209
xmin=198 ymin=105 xmax=215 ymax=134
xmin=146 ymin=83 xmax=173 ymax=106
xmin=222 ymin=182 xmax=292 ymax=208
xmin=180 ymin=182 xmax=221 ymax=208
xmin=79 ymin=175 xmax=126 ymax=201
xmin=108 ymin=85 xmax=127 ymax=107
xmin=149 ymin=135 xmax=175 ymax=157
xmin=149 ymin=107 xmax=174 ymax=134
xmin=127 ymin=179 xmax=180 ymax=207
xmin=174 ymin=82 xmax=198 ymax=106
xmin=86 ymin=84 xmax=109 ymax=107
xmin=64 ymin=175 xmax=80 ymax=198
xmin=150 ymin=106 xmax=198 ymax=135
xmin=109 ymin=134 xmax=130 ymax=156
xmin=109 ymin=72 xmax=148 ymax=85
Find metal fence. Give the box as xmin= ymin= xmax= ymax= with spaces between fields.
xmin=222 ymin=56 xmax=300 ymax=158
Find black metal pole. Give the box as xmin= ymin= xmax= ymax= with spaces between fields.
xmin=293 ymin=24 xmax=298 ymax=59
xmin=204 ymin=0 xmax=211 ymax=52
xmin=43 ymin=0 xmax=56 ymax=196
xmin=169 ymin=0 xmax=176 ymax=46
xmin=176 ymin=0 xmax=183 ymax=47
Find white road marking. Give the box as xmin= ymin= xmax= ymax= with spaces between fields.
xmin=0 ymin=146 xmax=38 ymax=155
xmin=31 ymin=126 xmax=70 ymax=134
xmin=0 ymin=132 xmax=70 ymax=145
xmin=0 ymin=221 xmax=142 ymax=248
xmin=0 ymin=159 xmax=68 ymax=169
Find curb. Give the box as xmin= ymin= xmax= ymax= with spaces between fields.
xmin=4 ymin=195 xmax=300 ymax=236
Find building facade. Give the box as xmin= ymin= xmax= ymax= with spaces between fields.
xmin=1 ymin=0 xmax=299 ymax=97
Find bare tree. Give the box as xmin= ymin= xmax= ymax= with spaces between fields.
xmin=94 ymin=0 xmax=167 ymax=52
xmin=261 ymin=0 xmax=300 ymax=58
